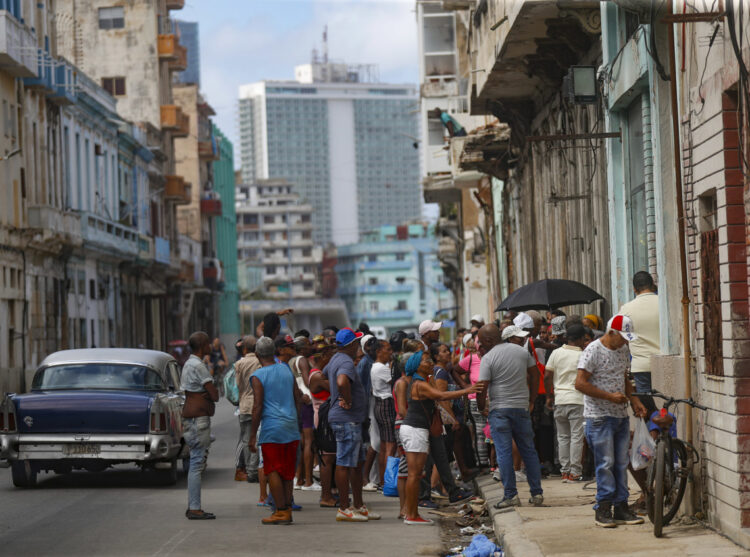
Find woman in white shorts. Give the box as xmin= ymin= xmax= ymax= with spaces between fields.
xmin=400 ymin=351 xmax=479 ymax=526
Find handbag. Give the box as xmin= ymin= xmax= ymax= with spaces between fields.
xmin=413 ymin=380 xmax=444 ymax=437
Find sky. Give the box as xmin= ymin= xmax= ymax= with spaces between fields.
xmin=178 ymin=0 xmax=419 ymax=156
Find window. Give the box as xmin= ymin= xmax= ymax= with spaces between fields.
xmin=368 ymin=277 xmax=378 ymax=286
xmin=368 ymin=254 xmax=377 ymax=263
xmin=397 ymin=300 xmax=407 ymax=310
xmin=302 ymin=231 xmax=311 ymax=240
xmin=301 ymin=214 xmax=311 ymax=223
xmin=395 ymin=276 xmax=406 ymax=284
xmin=101 ymin=77 xmax=126 ymax=96
xmin=626 ymin=98 xmax=648 ymax=273
xmin=369 ymin=301 xmax=379 ymax=312
xmin=263 ymin=215 xmax=275 ymax=224
xmin=303 ymin=282 xmax=313 ymax=291
xmin=89 ymin=279 xmax=97 ymax=300
xmin=99 ymin=7 xmax=124 ymax=29
xmin=266 ymin=265 xmax=276 ymax=275
xmin=302 ymin=248 xmax=311 ymax=257
xmin=396 ymin=253 xmax=406 ymax=261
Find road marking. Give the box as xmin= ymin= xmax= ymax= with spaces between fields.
xmin=152 ymin=529 xmax=193 ymax=557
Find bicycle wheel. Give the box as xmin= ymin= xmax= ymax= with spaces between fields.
xmin=652 ymin=440 xmax=667 ymax=537
xmin=661 ymin=439 xmax=689 ymax=526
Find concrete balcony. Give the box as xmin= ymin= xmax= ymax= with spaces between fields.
xmin=26 ymin=205 xmax=82 ymax=247
xmin=160 ymin=105 xmax=189 ymax=137
xmin=198 ymin=138 xmax=219 ymax=160
xmin=200 ymin=198 xmax=222 ymax=217
xmin=169 ymin=43 xmax=187 ymax=72
xmin=351 ymin=310 xmax=414 ymax=321
xmin=23 ymin=49 xmax=55 ymax=92
xmin=164 ymin=175 xmax=191 ymax=204
xmin=166 ymin=0 xmax=185 ymax=10
xmin=158 ymin=34 xmax=178 ymax=60
xmin=336 ymin=260 xmax=412 ymax=273
xmin=155 ymin=236 xmax=171 ymax=265
xmin=0 ymin=10 xmax=37 ymax=77
xmin=47 ymin=57 xmax=77 ymax=105
xmin=338 ymin=284 xmax=414 ymax=296
xmin=79 ymin=212 xmax=138 ymax=258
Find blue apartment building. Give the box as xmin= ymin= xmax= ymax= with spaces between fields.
xmin=335 ymin=224 xmax=452 ymax=334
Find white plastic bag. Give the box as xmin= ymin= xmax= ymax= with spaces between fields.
xmin=630 ymin=419 xmax=656 ymax=470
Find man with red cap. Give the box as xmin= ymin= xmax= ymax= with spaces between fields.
xmin=575 ymin=315 xmax=647 ymax=528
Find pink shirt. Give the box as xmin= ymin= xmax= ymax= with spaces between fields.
xmin=459 ymin=353 xmax=482 ymax=399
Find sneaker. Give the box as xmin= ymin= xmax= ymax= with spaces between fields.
xmin=567 ymin=474 xmax=584 ymax=482
xmin=492 ymin=470 xmax=502 ymax=482
xmin=234 ymin=468 xmax=248 ymax=482
xmin=262 ymin=508 xmax=292 ymax=525
xmin=362 ymin=482 xmax=379 ymax=492
xmin=595 ymin=502 xmax=617 ymax=528
xmin=291 ymin=502 xmax=302 ymax=511
xmin=528 ymin=494 xmax=544 ymax=507
xmin=449 ymin=489 xmax=474 ymax=504
xmin=294 ymin=483 xmax=303 ymax=490
xmin=336 ymin=507 xmax=368 ymax=522
xmin=358 ymin=505 xmax=380 ymax=520
xmin=561 ymin=473 xmax=570 ymax=483
xmin=493 ymin=495 xmax=521 ymax=509
xmin=301 ymin=481 xmax=322 ymax=491
xmin=613 ymin=502 xmax=645 ymax=525
xmin=418 ymin=499 xmax=438 ymax=509
xmin=404 ymin=515 xmax=434 ymax=525
xmin=431 ymin=489 xmax=448 ymax=499
xmin=515 ymin=470 xmax=527 ymax=483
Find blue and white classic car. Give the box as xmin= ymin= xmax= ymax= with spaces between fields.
xmin=0 ymin=349 xmax=189 ymax=487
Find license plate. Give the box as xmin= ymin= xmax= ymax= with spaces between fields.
xmin=64 ymin=444 xmax=101 ymax=456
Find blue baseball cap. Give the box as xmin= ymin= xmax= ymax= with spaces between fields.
xmin=336 ymin=328 xmax=363 ymax=347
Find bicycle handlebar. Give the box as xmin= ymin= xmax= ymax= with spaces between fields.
xmin=634 ymin=390 xmax=708 ymax=411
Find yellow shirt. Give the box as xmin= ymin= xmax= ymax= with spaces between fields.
xmin=619 ymin=292 xmax=660 ymax=373
xmin=545 ymin=345 xmax=584 ymax=406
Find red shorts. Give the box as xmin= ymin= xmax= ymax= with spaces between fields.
xmin=260 ymin=441 xmax=299 ymax=481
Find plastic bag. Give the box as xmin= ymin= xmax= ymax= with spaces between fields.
xmin=223 ymin=366 xmax=240 ymax=406
xmin=383 ymin=456 xmax=400 ymax=497
xmin=630 ymin=419 xmax=656 ymax=470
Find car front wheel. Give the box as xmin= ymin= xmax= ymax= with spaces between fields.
xmin=11 ymin=460 xmax=37 ymax=488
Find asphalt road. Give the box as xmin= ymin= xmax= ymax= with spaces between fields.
xmin=0 ymin=401 xmax=442 ymax=557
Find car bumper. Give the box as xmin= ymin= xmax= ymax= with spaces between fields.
xmin=0 ymin=433 xmax=181 ymax=461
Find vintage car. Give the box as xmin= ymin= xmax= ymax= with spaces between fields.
xmin=0 ymin=348 xmax=189 ymax=487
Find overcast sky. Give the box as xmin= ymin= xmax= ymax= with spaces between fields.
xmin=179 ymin=0 xmax=419 ymax=156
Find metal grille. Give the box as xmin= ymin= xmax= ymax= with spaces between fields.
xmin=701 ymin=228 xmax=723 ymax=375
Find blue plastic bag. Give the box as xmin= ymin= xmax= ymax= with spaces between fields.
xmin=456 ymin=535 xmax=502 ymax=557
xmin=223 ymin=365 xmax=240 ymax=406
xmin=383 ymin=456 xmax=400 ymax=497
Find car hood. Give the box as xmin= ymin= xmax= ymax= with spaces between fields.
xmin=12 ymin=390 xmax=156 ymax=434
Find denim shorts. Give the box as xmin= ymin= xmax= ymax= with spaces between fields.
xmin=330 ymin=421 xmax=366 ymax=468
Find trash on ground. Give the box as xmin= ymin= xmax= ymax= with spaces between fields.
xmin=448 ymin=534 xmax=503 ymax=557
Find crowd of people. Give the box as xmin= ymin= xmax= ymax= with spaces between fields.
xmin=178 ymin=271 xmax=663 ymax=529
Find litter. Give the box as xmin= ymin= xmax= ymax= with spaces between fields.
xmin=448 ymin=534 xmax=503 ymax=557
xmin=459 ymin=524 xmax=494 ymax=536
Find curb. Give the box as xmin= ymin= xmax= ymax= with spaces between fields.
xmin=475 ymin=475 xmax=545 ymax=557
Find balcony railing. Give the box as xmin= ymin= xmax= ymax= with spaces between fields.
xmin=164 ymin=175 xmax=191 ymax=204
xmin=26 ymin=205 xmax=81 ymax=245
xmin=169 ymin=43 xmax=187 ymax=72
xmin=136 ymin=234 xmax=154 ymax=264
xmin=338 ymin=283 xmax=414 ymax=296
xmin=160 ymin=105 xmax=190 ymax=137
xmin=351 ymin=310 xmax=414 ymax=321
xmin=198 ymin=138 xmax=219 ymax=160
xmin=166 ymin=0 xmax=185 ymax=10
xmin=79 ymin=212 xmax=138 ymax=258
xmin=0 ymin=10 xmax=37 ymax=77
xmin=200 ymin=198 xmax=222 ymax=216
xmin=155 ymin=236 xmax=171 ymax=265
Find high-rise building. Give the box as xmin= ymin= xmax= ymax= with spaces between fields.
xmin=238 ymin=61 xmax=421 ymax=246
xmin=236 ymin=179 xmax=321 ymax=300
xmin=173 ymin=20 xmax=200 ymax=86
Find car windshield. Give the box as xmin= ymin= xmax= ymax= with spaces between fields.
xmin=32 ymin=364 xmax=165 ymax=391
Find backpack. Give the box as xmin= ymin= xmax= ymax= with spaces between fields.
xmin=314 ymin=397 xmax=337 ymax=454
xmin=224 ymin=364 xmax=240 ymax=406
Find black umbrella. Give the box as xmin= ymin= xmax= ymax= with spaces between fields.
xmin=495 ymin=279 xmax=604 ymax=312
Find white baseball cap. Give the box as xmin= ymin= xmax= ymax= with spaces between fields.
xmin=462 ymin=333 xmax=474 ymax=346
xmin=418 ymin=320 xmax=442 ymax=336
xmin=360 ymin=334 xmax=374 ymax=350
xmin=513 ymin=312 xmax=534 ymax=330
xmin=607 ymin=314 xmax=638 ymax=342
xmin=501 ymin=325 xmax=530 ymax=341
xmin=470 ymin=314 xmax=485 ymax=324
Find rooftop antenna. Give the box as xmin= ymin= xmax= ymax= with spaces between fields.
xmin=323 ymin=25 xmax=328 ymax=64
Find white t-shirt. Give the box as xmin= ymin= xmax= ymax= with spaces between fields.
xmin=545 ymin=345 xmax=584 ymax=406
xmin=619 ymin=292 xmax=660 ymax=373
xmin=370 ymin=362 xmax=392 ymax=399
xmin=577 ymin=339 xmax=630 ymax=419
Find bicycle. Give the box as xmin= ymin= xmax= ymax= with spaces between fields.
xmin=634 ymin=390 xmax=707 ymax=537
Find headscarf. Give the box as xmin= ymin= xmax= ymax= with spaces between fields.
xmin=584 ymin=314 xmax=601 ymax=329
xmin=405 ymin=351 xmax=424 ymax=378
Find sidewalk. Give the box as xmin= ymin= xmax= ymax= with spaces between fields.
xmin=475 ymin=474 xmax=750 ymax=557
